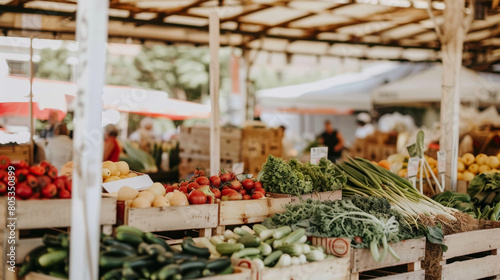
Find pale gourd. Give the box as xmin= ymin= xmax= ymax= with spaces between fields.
xmin=102 ymin=168 xmax=111 ymax=179
xmin=149 ymin=182 xmax=166 ymax=197
xmin=115 ymin=161 xmax=130 ymax=176
xmin=137 ymin=190 xmax=155 ymax=205
xmin=131 ymin=197 xmax=151 ymax=208
xmin=153 ymin=196 xmax=170 ymax=207
xmin=103 ymin=161 xmax=119 ymax=176
xmin=167 ymin=190 xmax=189 ymax=206
xmin=117 ymin=186 xmax=139 ymax=201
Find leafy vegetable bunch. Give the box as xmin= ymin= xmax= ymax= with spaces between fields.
xmin=433 ymin=190 xmax=500 ymax=221
xmin=288 ymin=158 xmax=346 ymax=193
xmin=468 ymin=172 xmax=500 ymax=207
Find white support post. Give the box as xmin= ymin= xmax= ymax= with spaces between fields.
xmin=209 ymin=11 xmax=220 ymax=176
xmin=440 ymin=0 xmax=467 ymax=191
xmin=29 ymin=37 xmax=34 ymax=165
xmin=70 ymin=1 xmax=109 ymax=279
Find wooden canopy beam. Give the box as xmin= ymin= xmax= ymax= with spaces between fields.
xmin=135 ymin=0 xmax=209 ymax=27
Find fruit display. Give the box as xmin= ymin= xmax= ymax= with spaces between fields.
xmin=19 ymin=225 xmax=236 ymax=279
xmin=0 ymin=157 xmax=72 ymax=199
xmin=386 ymin=154 xmax=439 ymax=179
xmin=60 ymin=160 xmax=139 ymax=183
xmin=457 ymin=153 xmax=500 ymax=181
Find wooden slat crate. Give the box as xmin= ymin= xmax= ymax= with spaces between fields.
xmin=0 ymin=197 xmax=116 ymax=279
xmin=0 ymin=144 xmax=30 ymax=163
xmin=350 ymin=237 xmax=426 ymax=280
xmin=233 ymin=257 xmax=351 ymax=280
xmin=119 ymin=202 xmax=219 ymax=237
xmin=434 ymin=228 xmax=500 ymax=280
xmin=24 ymin=267 xmax=252 ymax=280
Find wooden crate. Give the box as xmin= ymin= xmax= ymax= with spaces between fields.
xmin=456 ymin=180 xmax=468 ymax=194
xmin=0 ymin=144 xmax=30 ymax=163
xmin=233 ymin=257 xmax=351 ymax=280
xmin=120 ymin=202 xmax=219 ymax=237
xmin=309 ymin=236 xmax=351 ymax=258
xmin=24 ymin=267 xmax=252 ymax=280
xmin=350 ymin=237 xmax=426 ymax=280
xmin=434 ymin=228 xmax=500 ymax=280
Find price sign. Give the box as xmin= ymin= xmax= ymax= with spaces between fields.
xmin=407 ymin=157 xmax=420 ymax=188
xmin=232 ymin=162 xmax=244 ymax=175
xmin=310 ymin=147 xmax=328 ymax=164
xmin=437 ymin=151 xmax=446 ymax=174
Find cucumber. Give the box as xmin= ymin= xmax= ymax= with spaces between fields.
xmin=104 ymin=244 xmax=137 ymax=257
xmin=103 ymin=238 xmax=138 ymax=253
xmin=38 ymin=250 xmax=68 ymax=267
xmin=116 ymin=225 xmax=145 ymax=238
xmin=301 ymin=244 xmax=311 ymax=254
xmin=181 ymin=237 xmax=210 ymax=259
xmin=263 ymin=250 xmax=283 ymax=267
xmin=295 ymin=235 xmax=308 ymax=244
xmin=234 ymin=227 xmax=249 ymax=236
xmin=264 ymin=238 xmax=275 ymax=245
xmin=273 ymin=226 xmax=292 ymax=239
xmin=155 ymin=264 xmax=180 ymax=280
xmin=116 ymin=231 xmax=143 ymax=246
xmin=284 ymin=228 xmax=305 ymax=245
xmin=123 ymin=255 xmax=157 ymax=269
xmin=210 ymin=236 xmax=224 ymax=245
xmin=100 ymin=268 xmax=123 ymax=280
xmin=223 ymin=230 xmax=240 ymax=240
xmin=258 ymin=242 xmax=272 ymax=256
xmin=253 ymin=224 xmax=268 ymax=235
xmin=277 ymin=244 xmax=303 ymax=256
xmin=18 ymin=246 xmax=46 ymax=277
xmin=42 ymin=234 xmax=62 ymax=247
xmin=58 ymin=233 xmax=70 ymax=249
xmin=144 ymin=232 xmax=173 ymax=252
xmin=206 ymin=258 xmax=231 ymax=272
xmin=259 ymin=229 xmax=276 ymax=241
xmin=273 ymin=237 xmax=287 ymax=248
xmin=172 ymin=253 xmax=196 ymax=263
xmin=181 ymin=269 xmax=202 ymax=280
xmin=99 ymin=255 xmax=134 ymax=269
xmin=215 ymin=243 xmax=244 ymax=255
xmin=179 ymin=260 xmax=207 ymax=273
xmin=238 ymin=235 xmax=261 ymax=247
xmin=275 ymin=254 xmax=292 ymax=267
xmin=240 ymin=225 xmax=255 ymax=235
xmin=232 ymin=248 xmax=260 ymax=258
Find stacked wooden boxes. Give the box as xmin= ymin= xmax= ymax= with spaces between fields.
xmin=241 ymin=126 xmax=283 ymax=175
xmin=350 ymin=131 xmax=398 ymax=162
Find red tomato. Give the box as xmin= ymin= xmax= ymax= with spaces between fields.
xmin=209 ymin=175 xmax=221 ymax=187
xmin=220 ymin=173 xmax=232 ymax=183
xmin=188 ymin=190 xmax=207 ymax=204
xmin=180 ymin=181 xmax=189 ymax=187
xmin=187 ymin=182 xmax=200 ymax=192
xmin=165 ymin=186 xmax=179 ymax=193
xmin=222 ymin=185 xmax=230 ymax=190
xmin=195 ymin=177 xmax=210 ymax=186
xmin=47 ymin=166 xmax=58 ymax=179
xmin=242 ymin=179 xmax=254 ymax=191
xmin=42 ymin=183 xmax=58 ymax=198
xmin=37 ymin=175 xmax=52 ymax=188
xmin=221 ymin=188 xmax=234 ymax=197
xmin=254 ymin=181 xmax=263 ymax=189
xmin=243 ymin=194 xmax=251 ymax=200
xmin=194 ymin=168 xmax=206 ymax=177
xmin=252 ymin=191 xmax=265 ymax=199
xmin=11 ymin=160 xmax=29 ymax=169
xmin=0 ymin=156 xmax=11 ymax=169
xmin=15 ymin=169 xmax=30 ymax=182
xmin=229 ymin=180 xmax=242 ymax=191
xmin=255 ymin=187 xmax=266 ymax=195
xmin=221 ymin=190 xmax=242 ymax=201
xmin=211 ymin=188 xmax=221 ymax=199
xmin=239 ymin=188 xmax=247 ymax=196
xmin=29 ymin=166 xmax=45 ymax=176
xmin=53 ymin=178 xmax=66 ymax=190
xmin=59 ymin=189 xmax=71 ymax=199
xmin=16 ymin=182 xmax=33 ymax=199
xmin=179 ymin=186 xmax=188 ymax=193
xmin=0 ymin=169 xmax=7 ymax=179
xmin=65 ymin=177 xmax=72 ymax=192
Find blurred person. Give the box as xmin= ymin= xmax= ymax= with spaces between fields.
xmin=103 ymin=124 xmax=121 ymax=162
xmin=319 ymin=120 xmax=344 ymax=162
xmin=46 ymin=123 xmax=72 ymax=171
xmin=355 ymin=112 xmax=375 ymax=139
xmin=129 ymin=117 xmax=160 ymax=152
xmin=279 ymin=125 xmax=295 ymax=159
xmin=40 ymin=110 xmax=59 ymax=138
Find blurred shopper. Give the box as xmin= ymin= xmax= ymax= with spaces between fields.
xmin=319 ymin=120 xmax=344 ymax=162
xmin=46 ymin=123 xmax=73 ymax=171
xmin=129 ymin=117 xmax=159 ymax=152
xmin=104 ymin=124 xmax=121 ymax=162
xmin=355 ymin=112 xmax=375 ymax=139
xmin=40 ymin=110 xmax=59 ymax=138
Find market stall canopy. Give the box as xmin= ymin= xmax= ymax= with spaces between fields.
xmin=256 ymin=62 xmax=427 ymax=112
xmin=372 ymin=64 xmax=500 ymax=105
xmin=0 ymin=1 xmax=499 ymax=71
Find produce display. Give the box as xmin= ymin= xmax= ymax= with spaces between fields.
xmin=60 ymin=160 xmax=138 ymax=182
xmin=433 ymin=190 xmax=500 ymax=221
xmin=19 ymin=225 xmax=235 ymax=279
xmin=121 ymin=141 xmax=159 ymax=173
xmin=258 ymin=155 xmax=344 ymax=195
xmin=0 ymin=158 xmax=72 ymax=199
xmin=269 ymin=196 xmax=415 ymax=262
xmin=206 ymin=224 xmax=328 ymax=268
xmin=457 ymin=153 xmax=500 ymax=181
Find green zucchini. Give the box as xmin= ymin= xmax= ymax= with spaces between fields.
xmin=116 ymin=225 xmax=145 ymax=238
xmin=172 ymin=274 xmax=183 ymax=280
xmin=210 ymin=236 xmax=224 ymax=245
xmin=116 ymin=231 xmax=143 ymax=246
xmin=181 ymin=269 xmax=202 ymax=280
xmin=215 ymin=243 xmax=244 ymax=255
xmin=122 ymin=267 xmax=140 ymax=280
xmin=238 ymin=235 xmax=261 ymax=247
xmin=156 ymin=252 xmax=175 ymax=264
xmin=42 ymin=234 xmax=62 ymax=247
xmin=263 ymin=250 xmax=283 ymax=267
xmin=58 ymin=233 xmax=70 ymax=249
xmin=104 ymin=244 xmax=137 ymax=257
xmin=202 ymin=268 xmax=214 ymax=277
xmin=146 ymin=244 xmax=167 ymax=256
xmin=259 ymin=229 xmax=276 ymax=241
xmin=253 ymin=224 xmax=268 ymax=235
xmin=18 ymin=246 xmax=46 ymax=277
xmin=284 ymin=228 xmax=305 ymax=245
xmin=277 ymin=244 xmax=303 ymax=256
xmin=137 ymin=242 xmax=150 ymax=255
xmin=99 ymin=255 xmax=134 ymax=269
xmin=232 ymin=248 xmax=260 ymax=258
xmin=273 ymin=226 xmax=292 ymax=239
xmin=264 ymin=238 xmax=275 ymax=245
xmin=100 ymin=268 xmax=123 ymax=280
xmin=144 ymin=232 xmax=173 ymax=252
xmin=179 ymin=260 xmax=207 ymax=273
xmin=156 ymin=264 xmax=180 ymax=280
xmin=38 ymin=250 xmax=68 ymax=267
xmin=123 ymin=255 xmax=157 ymax=269
xmin=181 ymin=237 xmax=210 ymax=259
xmin=206 ymin=258 xmax=231 ymax=272
xmin=218 ymin=265 xmax=234 ymax=275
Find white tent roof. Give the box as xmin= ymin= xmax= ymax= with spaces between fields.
xmin=256 ymin=62 xmax=427 ymax=112
xmin=373 ymin=65 xmax=500 ymax=105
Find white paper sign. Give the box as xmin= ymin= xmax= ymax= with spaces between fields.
xmin=311 ymin=147 xmax=328 ymax=164
xmin=407 ymin=157 xmax=420 ymax=178
xmin=101 ymin=173 xmax=154 ymax=193
xmin=232 ymin=162 xmax=244 ymax=175
xmin=437 ymin=151 xmax=446 ymax=174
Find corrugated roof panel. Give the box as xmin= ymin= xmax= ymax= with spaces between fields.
xmin=165 ymin=15 xmax=209 ymax=26
xmin=25 ymin=1 xmax=77 ymax=12
xmin=290 ymin=14 xmax=350 ymax=28
xmin=240 ymin=6 xmax=308 ymax=26
xmin=337 ymin=21 xmax=395 ymax=36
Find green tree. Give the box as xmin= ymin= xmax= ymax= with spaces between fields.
xmin=36 ymin=47 xmax=72 ymax=81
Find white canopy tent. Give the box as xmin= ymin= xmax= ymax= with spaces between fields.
xmin=373 ymin=65 xmax=500 ymax=106
xmin=256 ymin=62 xmax=429 ymax=112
